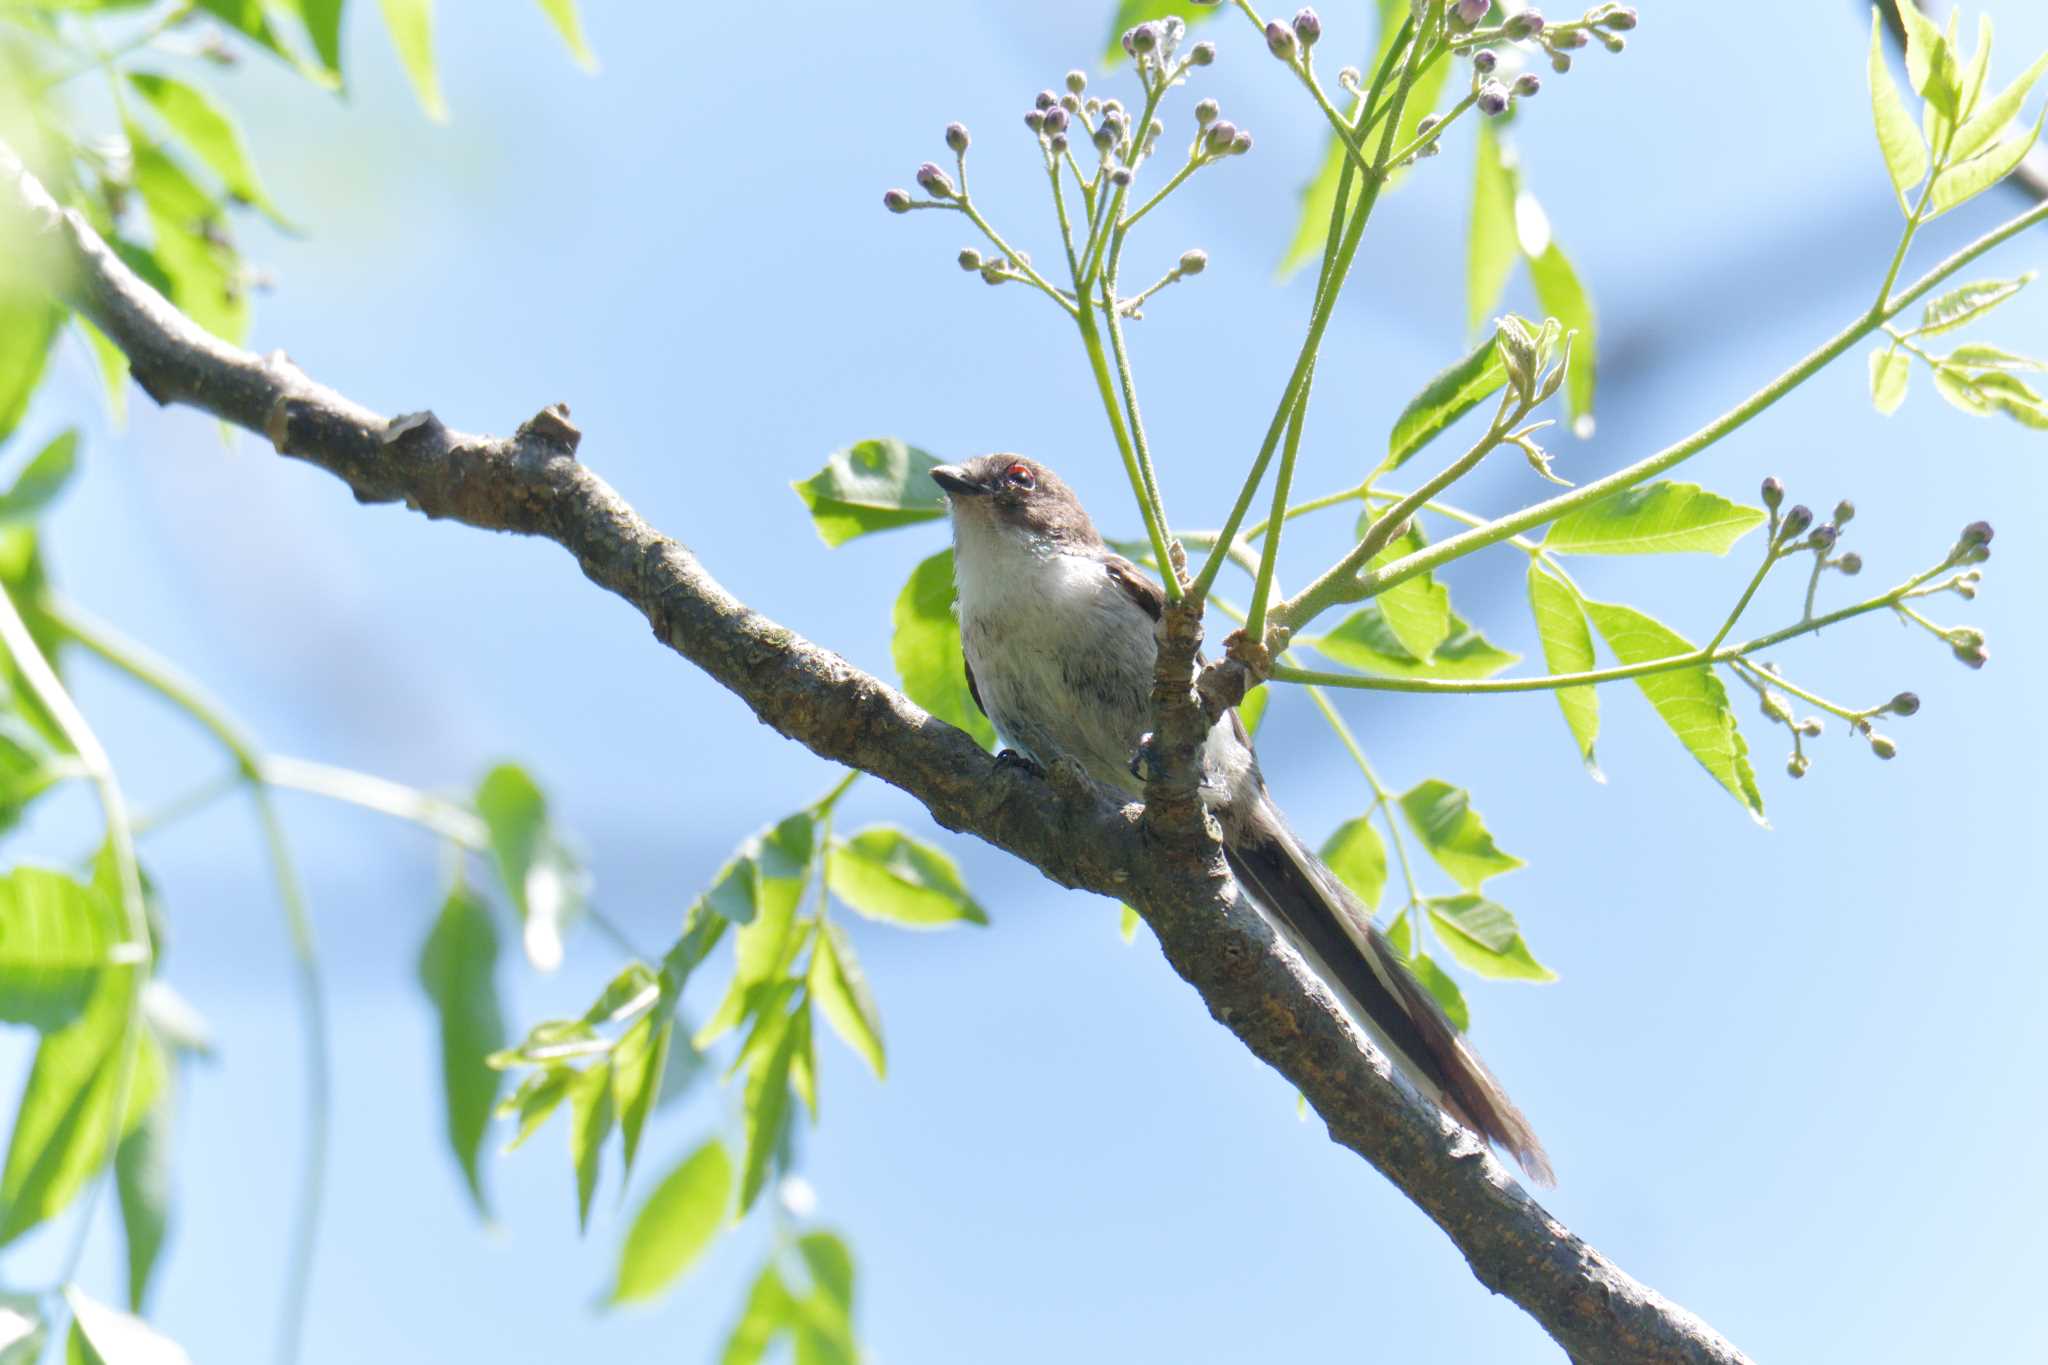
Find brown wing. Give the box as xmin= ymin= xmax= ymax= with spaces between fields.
xmin=1102 ymin=554 xmax=1164 ymax=622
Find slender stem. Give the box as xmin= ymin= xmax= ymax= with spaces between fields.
xmin=1076 ymin=305 xmax=1177 ymax=587
xmin=1099 ymin=260 xmax=1173 ymax=574
xmin=1315 ymin=196 xmax=2048 ymax=621
xmin=1244 ymin=481 xmax=1367 ymax=541
xmin=1876 ymin=126 xmax=1945 ymax=310
xmin=1384 ymin=90 xmax=1478 ymax=168
xmin=1304 ymin=682 xmax=1421 ymax=908
xmin=1119 ymin=157 xmax=1200 ymax=233
xmin=1704 ymin=545 xmax=1786 ymax=653
xmin=955 ymin=198 xmax=1077 ymax=318
xmin=263 ymin=755 xmax=486 ymax=845
xmin=813 ymin=767 xmax=861 ymax=813
xmin=1731 ymin=659 xmax=1862 ymax=726
xmin=1244 ymin=360 xmax=1312 ymax=642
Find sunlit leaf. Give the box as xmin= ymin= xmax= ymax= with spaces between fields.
xmin=1929 ymin=104 xmax=2046 ymax=216
xmin=1869 ymin=346 xmax=1911 ymax=415
xmin=0 ymin=866 xmax=115 ymax=1031
xmin=608 ymin=1139 xmax=730 ymax=1306
xmin=474 ymin=764 xmax=586 ymax=971
xmin=0 ymin=428 xmax=79 ymax=529
xmin=1118 ymin=903 xmax=1141 ymax=944
xmin=417 ymin=884 xmax=505 ymax=1215
xmin=720 ymin=1265 xmax=798 ymax=1365
xmin=496 ymin=1066 xmax=572 ymax=1150
xmin=569 ymin=1059 xmax=615 ymax=1232
xmin=1398 ymin=780 xmax=1522 ymax=892
xmin=1237 ymin=683 xmax=1269 ymax=738
xmin=1527 ymin=240 xmax=1596 ymax=434
xmin=379 ymin=0 xmax=446 ymax=120
xmin=1426 ymin=895 xmax=1555 ymax=982
xmin=1363 ymin=522 xmax=1449 ymax=663
xmin=1386 ymin=336 xmax=1507 ymax=469
xmin=611 ymin=1014 xmax=671 ymax=1183
xmin=1932 ymin=364 xmax=2048 ymax=427
xmin=827 ymin=827 xmax=987 ymax=928
xmin=114 ymin=1077 xmax=171 ymax=1311
xmin=1869 ymin=12 xmax=1929 ymax=201
xmin=300 ymin=0 xmax=345 ymax=76
xmin=1919 ymin=274 xmax=2034 ymax=337
xmin=0 ymin=287 xmax=64 ymax=447
xmin=1944 ymin=342 xmax=2046 ymax=371
xmin=127 ymin=73 xmax=289 ymax=226
xmin=194 ymin=0 xmax=332 ymax=86
xmin=1897 ymin=0 xmax=1957 ymax=113
xmin=536 ymin=0 xmax=598 ymax=71
xmin=1950 ymin=49 xmax=2048 ymax=164
xmin=1468 ymin=122 xmax=1519 ymax=334
xmin=809 ymin=922 xmax=884 ymax=1079
xmin=1319 ymin=816 xmax=1386 ymax=912
xmin=129 ymin=136 xmax=246 ymax=344
xmin=1543 ymin=481 xmax=1765 ymax=556
xmin=1525 ymin=561 xmax=1599 ymax=774
xmin=62 ymin=1286 xmax=191 ymax=1365
xmin=693 ymin=817 xmax=812 ymax=1048
xmin=1409 ymin=951 xmax=1469 ymax=1032
xmin=893 ymin=550 xmax=996 ymax=749
xmin=737 ymin=1008 xmax=799 ymax=1215
xmin=792 ymin=438 xmax=946 ymax=546
xmin=1305 ymin=607 xmax=1517 ymax=680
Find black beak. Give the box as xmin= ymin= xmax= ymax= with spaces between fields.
xmin=930 ymin=465 xmax=987 ymax=497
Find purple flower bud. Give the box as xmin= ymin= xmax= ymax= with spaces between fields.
xmin=1602 ymin=32 xmax=1627 ymax=53
xmin=1230 ymin=129 xmax=1253 ymax=155
xmin=1049 ymin=132 xmax=1069 ymax=157
xmin=1868 ymin=733 xmax=1897 ymax=760
xmin=1060 ymin=94 xmax=1079 ymax=113
xmin=1779 ymin=504 xmax=1814 ymax=540
xmin=1454 ymin=0 xmax=1492 ymax=24
xmin=1037 ymin=89 xmax=1058 ymax=111
xmin=957 ymin=247 xmax=982 ymax=271
xmin=1265 ymin=20 xmax=1296 ymax=59
xmin=1837 ymin=552 xmax=1863 ymax=575
xmin=1550 ymin=52 xmax=1572 ymax=73
xmin=1416 ymin=114 xmax=1441 ymax=136
xmin=1960 ymin=519 xmax=1994 ymax=547
xmin=945 ymin=122 xmax=970 ymax=154
xmin=1093 ymin=125 xmax=1115 ymax=152
xmin=1555 ymin=27 xmax=1589 ymax=49
xmin=1889 ymin=691 xmax=1921 ymax=717
xmin=1066 ymin=69 xmax=1087 ymax=94
xmin=1129 ymin=22 xmax=1159 ymax=55
xmin=1808 ymin=522 xmax=1838 ymax=551
xmin=1292 ymin=7 xmax=1321 ymax=47
xmin=1604 ymin=7 xmax=1638 ymax=30
xmin=1955 ymin=641 xmax=1989 ymax=669
xmin=1833 ymin=498 xmax=1855 ymax=525
xmin=1205 ymin=120 xmax=1239 ymax=155
xmin=916 ymin=162 xmax=955 ymax=198
xmin=1195 ymin=97 xmax=1220 ymax=125
xmin=1761 ymin=476 xmax=1784 ymax=508
xmin=1042 ymin=106 xmax=1069 ymax=134
xmin=1191 ymin=40 xmax=1216 ymax=66
xmin=1025 ymin=109 xmax=1045 ymax=132
xmin=1513 ymin=72 xmax=1541 ymax=96
xmin=1949 ymin=626 xmax=1985 ymax=651
xmin=1505 ymin=9 xmax=1545 ymax=39
xmin=882 ymin=188 xmax=912 ymax=214
xmin=1476 ymin=81 xmax=1510 ymax=116
xmin=1109 ymin=166 xmax=1133 ymax=187
xmin=1472 ymin=48 xmax=1499 ymax=73
xmin=1179 ymin=248 xmax=1208 ymax=275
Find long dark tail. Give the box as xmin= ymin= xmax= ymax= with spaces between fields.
xmin=1224 ymin=798 xmax=1554 ymax=1186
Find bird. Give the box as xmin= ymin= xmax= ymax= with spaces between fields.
xmin=931 ymin=453 xmax=1553 ymax=1185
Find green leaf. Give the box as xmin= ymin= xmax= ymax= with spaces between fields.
xmin=1305 ymin=608 xmax=1518 ymax=680
xmin=693 ymin=818 xmax=813 ymax=1048
xmin=1318 ymin=816 xmax=1386 ymax=912
xmin=496 ymin=1066 xmax=572 ymax=1150
xmin=608 ymin=1139 xmax=730 ymax=1306
xmin=1238 ymin=683 xmax=1269 ymax=737
xmin=1582 ymin=598 xmax=1765 ymax=821
xmin=568 ymin=1059 xmax=615 ymax=1232
xmin=737 ymin=1008 xmax=800 ymax=1215
xmin=194 ymin=0 xmax=331 ymax=85
xmin=1398 ymin=780 xmax=1523 ymax=892
xmin=300 ymin=0 xmax=345 ymax=75
xmin=1543 ymin=481 xmax=1766 ymax=556
xmin=893 ymin=550 xmax=996 ymax=749
xmin=1930 ymin=103 xmax=2047 ymax=216
xmin=1427 ymin=895 xmax=1555 ymax=982
xmin=1102 ymin=0 xmax=1220 ymax=63
xmin=126 ymin=73 xmax=288 ymax=226
xmin=1525 ymin=562 xmax=1599 ymax=774
xmin=62 ymin=1286 xmax=191 ymax=1365
xmin=720 ymin=1266 xmax=798 ymax=1365
xmin=0 ymin=866 xmax=116 ymax=1031
xmin=1869 ymin=12 xmax=1930 ymax=201
xmin=1918 ymin=274 xmax=2034 ymax=336
xmin=1364 ymin=523 xmax=1450 ymax=663
xmin=536 ymin=0 xmax=598 ymax=71
xmin=1950 ymin=48 xmax=2048 ymax=164
xmin=0 ymin=1293 xmax=45 ymax=1365
xmin=378 ymin=0 xmax=446 ymax=119
xmin=1943 ymin=342 xmax=2046 ymax=371
xmin=0 ymin=285 xmax=64 ymax=447
xmin=417 ymin=884 xmax=505 ymax=1215
xmin=1386 ymin=337 xmax=1508 ymax=469
xmin=1527 ymin=240 xmax=1597 ymax=434
xmin=696 ymin=814 xmax=815 ymax=931
xmin=474 ymin=764 xmax=585 ymax=971
xmin=809 ymin=922 xmax=884 ymax=1079
xmin=611 ymin=1014 xmax=670 ymax=1183
xmin=1468 ymin=122 xmax=1519 ymax=334
xmin=1932 ymin=364 xmax=2048 ymax=427
xmin=827 ymin=827 xmax=987 ymax=929
xmin=792 ymin=438 xmax=946 ymax=547
xmin=1409 ymin=952 xmax=1469 ymax=1032
xmin=77 ymin=318 xmax=130 ymax=426
xmin=1278 ymin=123 xmax=1356 ymax=281
xmin=114 ymin=1079 xmax=171 ymax=1311
xmin=129 ymin=136 xmax=246 ymax=344
xmin=0 ymin=429 xmax=79 ymax=527
xmin=1869 ymin=346 xmax=1911 ymax=415
xmin=799 ymin=1230 xmax=855 ymax=1311
xmin=1898 ymin=0 xmax=1957 ymax=112
xmin=1117 ymin=903 xmax=1141 ymax=944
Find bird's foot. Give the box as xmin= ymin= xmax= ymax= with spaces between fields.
xmin=994 ymin=748 xmax=1045 ymax=779
xmin=1128 ymin=732 xmax=1166 ymax=784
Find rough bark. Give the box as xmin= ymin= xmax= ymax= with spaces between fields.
xmin=3 ymin=144 xmax=1753 ymax=1365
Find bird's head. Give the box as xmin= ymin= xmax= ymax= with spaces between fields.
xmin=929 ymin=455 xmax=1102 ymax=550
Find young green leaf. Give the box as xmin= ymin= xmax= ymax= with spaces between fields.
xmin=1527 ymin=241 xmax=1597 ymax=434
xmin=1118 ymin=904 xmax=1141 ymax=944
xmin=1319 ymin=816 xmax=1387 ymax=912
xmin=1409 ymin=952 xmax=1470 ymax=1032
xmin=1932 ymin=364 xmax=2048 ymax=427
xmin=129 ymin=136 xmax=247 ymax=344
xmin=62 ymin=1286 xmax=192 ymax=1365
xmin=893 ymin=550 xmax=997 ymax=749
xmin=0 ymin=430 xmax=80 ymax=527
xmin=611 ymin=1015 xmax=671 ymax=1183
xmin=496 ymin=1066 xmax=573 ymax=1150
xmin=737 ymin=1011 xmax=800 ymax=1215
xmin=792 ymin=438 xmax=947 ymax=546
xmin=1525 ymin=562 xmax=1600 ymax=775
xmin=1399 ymin=780 xmax=1524 ymax=892
xmin=1468 ymin=123 xmax=1520 ymax=334
xmin=608 ymin=1139 xmax=731 ymax=1306
xmin=693 ymin=824 xmax=811 ymax=1048
xmin=1386 ymin=337 xmax=1508 ymax=469
xmin=1929 ymin=104 xmax=2047 ymax=216
xmin=799 ymin=1230 xmax=856 ymax=1313
xmin=114 ymin=1081 xmax=172 ymax=1311
xmin=569 ymin=1059 xmax=616 ymax=1232
xmin=1304 ymin=608 xmax=1519 ymax=680
xmin=1918 ymin=273 xmax=2034 ymax=336
xmin=1948 ymin=49 xmax=2048 ymax=165
xmin=77 ymin=318 xmax=131 ymax=426
xmin=0 ymin=286 xmax=65 ymax=446
xmin=720 ymin=1265 xmax=799 ymax=1365
xmin=827 ymin=827 xmax=987 ymax=928
xmin=0 ymin=1293 xmax=45 ymax=1363
xmin=1943 ymin=342 xmax=2046 ymax=371
xmin=378 ymin=0 xmax=447 ymax=120
xmin=1897 ymin=0 xmax=1958 ymax=114
xmin=1543 ymin=481 xmax=1766 ymax=556
xmin=1582 ymin=599 xmax=1766 ymax=821
xmin=474 ymin=764 xmax=587 ymax=971
xmin=299 ymin=0 xmax=345 ymax=75
xmin=0 ymin=866 xmax=116 ymax=1032
xmin=1869 ymin=346 xmax=1911 ymax=414
xmin=417 ymin=885 xmax=506 ymax=1216
xmin=809 ymin=922 xmax=884 ymax=1079
xmin=126 ymin=73 xmax=289 ymax=226
xmin=1363 ymin=522 xmax=1450 ymax=664
xmin=536 ymin=0 xmax=598 ymax=71
xmin=1238 ymin=683 xmax=1270 ymax=738
xmin=1869 ymin=11 xmax=1930 ymax=202
xmin=1426 ymin=895 xmax=1555 ymax=982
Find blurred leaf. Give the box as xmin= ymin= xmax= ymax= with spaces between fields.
xmin=893 ymin=550 xmax=996 ymax=749
xmin=139 ymin=983 xmax=211 ymax=1061
xmin=1931 ymin=364 xmax=2048 ymax=427
xmin=1918 ymin=274 xmax=2034 ymax=336
xmin=1543 ymin=481 xmax=1765 ymax=556
xmin=809 ymin=921 xmax=884 ymax=1079
xmin=536 ymin=0 xmax=597 ymax=71
xmin=1237 ymin=683 xmax=1269 ymax=737
xmin=300 ymin=0 xmax=346 ymax=75
xmin=1929 ymin=104 xmax=2046 ymax=215
xmin=1869 ymin=346 xmax=1911 ymax=414
xmin=1409 ymin=952 xmax=1469 ymax=1032
xmin=194 ymin=0 xmax=331 ymax=85
xmin=474 ymin=764 xmax=585 ymax=972
xmin=720 ymin=1265 xmax=798 ymax=1365
xmin=1468 ymin=122 xmax=1519 ymax=333
xmin=737 ymin=1008 xmax=799 ymax=1216
xmin=1897 ymin=0 xmax=1955 ymax=110
xmin=1869 ymin=12 xmax=1929 ymax=201
xmin=495 ymin=1066 xmax=572 ymax=1150
xmin=1386 ymin=336 xmax=1506 ymax=469
xmin=62 ymin=1286 xmax=191 ymax=1365
xmin=0 ymin=288 xmax=63 ymax=447
xmin=788 ymin=1002 xmax=817 ymax=1119
xmin=114 ymin=1078 xmax=171 ymax=1311
xmin=1361 ymin=522 xmax=1449 ymax=663
xmin=611 ymin=1013 xmax=669 ymax=1181
xmin=792 ymin=438 xmax=946 ymax=546
xmin=417 ymin=884 xmax=505 ymax=1216
xmin=1102 ymin=0 xmax=1220 ymax=63
xmin=1583 ymin=599 xmax=1765 ymax=821
xmin=827 ymin=827 xmax=987 ymax=929
xmin=1949 ymin=48 xmax=2048 ymax=164
xmin=1398 ymin=780 xmax=1522 ymax=892
xmin=77 ymin=319 xmax=130 ymax=427
xmin=0 ymin=866 xmax=114 ymax=1032
xmin=1305 ymin=607 xmax=1517 ymax=680
xmin=0 ymin=1293 xmax=44 ymax=1365
xmin=1117 ymin=903 xmax=1140 ymax=943
xmin=799 ymin=1230 xmax=855 ymax=1310
xmin=1277 ymin=120 xmax=1357 ymax=281
xmin=1527 ymin=241 xmax=1595 ymax=432
xmin=379 ymin=0 xmax=446 ymax=119
xmin=608 ymin=1138 xmax=730 ymax=1306
xmin=0 ymin=428 xmax=78 ymax=529
xmin=1426 ymin=895 xmax=1555 ymax=982
xmin=693 ymin=815 xmax=814 ymax=1049
xmin=1944 ymin=342 xmax=2046 ymax=371
xmin=1525 ymin=561 xmax=1599 ymax=774
xmin=126 ymin=73 xmax=288 ymax=226
xmin=568 ymin=1059 xmax=615 ymax=1232
xmin=1319 ymin=816 xmax=1386 ymax=912
xmin=129 ymin=136 xmax=246 ymax=344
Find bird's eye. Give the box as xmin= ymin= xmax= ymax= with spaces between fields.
xmin=1004 ymin=462 xmax=1036 ymax=491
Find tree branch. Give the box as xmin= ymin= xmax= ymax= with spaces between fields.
xmin=3 ymin=143 xmax=1751 ymax=1365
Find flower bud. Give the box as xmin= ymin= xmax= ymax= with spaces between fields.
xmin=1808 ymin=523 xmax=1837 ymax=551
xmin=1109 ymin=166 xmax=1133 ymax=186
xmin=1832 ymin=498 xmax=1855 ymax=526
xmin=1955 ymin=642 xmax=1989 ymax=669
xmin=1205 ymin=120 xmax=1239 ymax=155
xmin=1191 ymin=40 xmax=1217 ymax=65
xmin=1868 ymin=733 xmax=1897 ymax=760
xmin=957 ymin=247 xmax=982 ymax=271
xmin=1128 ymin=22 xmax=1159 ymax=55
xmin=1602 ymin=32 xmax=1627 ymax=52
xmin=1604 ymin=7 xmax=1638 ymax=30
xmin=1230 ymin=129 xmax=1254 ymax=155
xmin=1060 ymin=94 xmax=1080 ymax=113
xmin=1837 ymin=552 xmax=1863 ymax=575
xmin=1041 ymin=105 xmax=1069 ymax=134
xmin=1265 ymin=20 xmax=1296 ymax=59
xmin=1786 ymin=753 xmax=1809 ymax=779
xmin=1797 ymin=718 xmax=1824 ymax=737
xmin=1888 ymin=691 xmax=1920 ymax=717
xmin=1025 ymin=109 xmax=1045 ymax=133
xmin=1555 ymin=27 xmax=1589 ymax=49
xmin=1338 ymin=65 xmax=1363 ymax=90
xmin=1760 ymin=691 xmax=1791 ymax=723
xmin=1778 ymin=504 xmax=1813 ymax=540
xmin=916 ymin=162 xmax=956 ymax=198
xmin=1960 ymin=519 xmax=1994 ymax=548
xmin=1036 ymin=89 xmax=1058 ymax=111
xmin=1292 ymin=7 xmax=1322 ymax=47
xmin=1066 ymin=69 xmax=1087 ymax=94
xmin=882 ymin=188 xmax=912 ymax=214
xmin=1093 ymin=125 xmax=1116 ymax=152
xmin=1195 ymin=97 xmax=1220 ymax=125
xmin=1048 ymin=132 xmax=1069 ymax=157
xmin=1476 ymin=81 xmax=1510 ymax=116
xmin=1416 ymin=114 xmax=1440 ymax=137
xmin=1761 ymin=475 xmax=1784 ymax=508
xmin=1948 ymin=626 xmax=1985 ymax=651
xmin=1513 ymin=72 xmax=1541 ymax=97
xmin=1454 ymin=0 xmax=1492 ymax=24
xmin=1551 ymin=52 xmax=1572 ymax=73
xmin=1179 ymin=248 xmax=1208 ymax=275
xmin=1505 ymin=10 xmax=1545 ymax=39
xmin=945 ymin=122 xmax=970 ymax=154
xmin=981 ymin=265 xmax=1005 ymax=286
xmin=1473 ymin=48 xmax=1499 ymax=73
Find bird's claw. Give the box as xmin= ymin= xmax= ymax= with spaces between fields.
xmin=1128 ymin=732 xmax=1165 ymax=784
xmin=994 ymin=748 xmax=1045 ymax=779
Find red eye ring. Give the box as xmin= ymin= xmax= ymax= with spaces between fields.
xmin=1004 ymin=461 xmax=1036 ymax=490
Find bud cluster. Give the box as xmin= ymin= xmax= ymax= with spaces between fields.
xmin=1461 ymin=4 xmax=1637 ymax=80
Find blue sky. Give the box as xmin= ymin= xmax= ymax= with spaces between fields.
xmin=4 ymin=2 xmax=2047 ymax=1361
